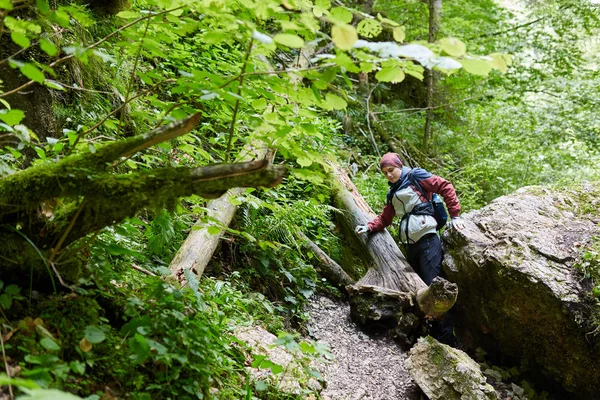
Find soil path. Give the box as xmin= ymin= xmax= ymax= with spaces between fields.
xmin=307 ymin=294 xmax=421 ymax=400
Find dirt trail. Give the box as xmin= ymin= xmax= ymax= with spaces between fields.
xmin=307 ymin=294 xmax=420 ymax=400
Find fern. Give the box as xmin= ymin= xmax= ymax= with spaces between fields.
xmin=146 ymin=210 xmax=176 ymax=256
xmin=241 ymin=196 xmax=336 ymax=249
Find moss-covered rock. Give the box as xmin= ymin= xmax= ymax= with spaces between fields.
xmin=443 ymin=183 xmax=600 ymax=398
xmin=406 ymin=336 xmax=498 ymax=400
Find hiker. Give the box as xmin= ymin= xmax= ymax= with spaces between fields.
xmin=355 ymin=153 xmax=464 ymax=346
xmin=354 ymin=152 xmax=464 ymax=285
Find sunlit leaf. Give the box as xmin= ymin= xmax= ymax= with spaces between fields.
xmin=325 ymin=93 xmax=347 ymax=110
xmin=297 ymin=156 xmax=313 ymax=167
xmin=116 ymin=10 xmax=138 ymax=19
xmin=207 ymin=226 xmax=221 ymax=235
xmin=20 ymin=63 xmax=45 ymax=83
xmin=35 ymin=0 xmax=49 ymax=14
xmin=11 ymin=32 xmax=30 ymax=48
xmin=329 ymin=7 xmax=353 ymax=24
xmin=69 ymin=361 xmax=86 ymax=375
xmin=331 ymin=24 xmax=357 ymax=51
xmin=393 ymin=26 xmax=405 ymax=43
xmin=39 ymin=37 xmax=58 ymax=56
xmin=377 ymin=13 xmax=400 ymax=27
xmin=376 ymin=67 xmax=405 ymax=83
xmin=439 ymin=37 xmax=466 ymax=57
xmin=44 ymin=80 xmax=66 ymax=91
xmin=273 ymin=33 xmax=304 ymax=48
xmin=0 ymin=109 xmax=24 ymax=126
xmin=459 ymin=56 xmax=493 ymax=76
xmin=357 ymin=19 xmax=382 ymax=38
xmin=0 ymin=0 xmax=14 ymax=10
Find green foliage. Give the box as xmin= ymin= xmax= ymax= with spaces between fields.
xmin=1 ymin=274 xmax=288 ymax=398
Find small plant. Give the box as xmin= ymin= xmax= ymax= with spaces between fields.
xmin=574 ymin=235 xmax=600 ymax=299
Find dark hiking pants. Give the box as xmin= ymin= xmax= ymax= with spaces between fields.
xmin=406 ymin=233 xmax=443 ymax=285
xmin=406 ymin=233 xmax=456 ymax=346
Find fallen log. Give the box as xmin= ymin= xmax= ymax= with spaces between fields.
xmin=169 ymin=144 xmax=268 ymax=284
xmin=299 ymin=231 xmax=355 ymax=287
xmin=0 ymin=114 xmax=287 ymax=287
xmin=329 ymin=162 xmax=456 ymax=325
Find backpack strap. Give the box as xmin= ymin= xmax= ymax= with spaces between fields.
xmin=407 ymin=169 xmax=430 ymax=202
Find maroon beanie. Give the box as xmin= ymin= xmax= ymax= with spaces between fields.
xmin=379 ymin=153 xmax=403 ymax=170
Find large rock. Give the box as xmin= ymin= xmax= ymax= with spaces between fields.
xmin=406 ymin=336 xmax=498 ymax=400
xmin=443 ymin=185 xmax=600 ymax=398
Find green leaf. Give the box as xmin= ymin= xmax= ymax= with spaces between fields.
xmin=460 ymin=57 xmax=493 ymax=76
xmin=315 ymin=0 xmax=331 ymax=8
xmin=0 ymin=374 xmax=38 ymax=389
xmin=18 ymin=388 xmax=83 ymax=399
xmin=4 ymin=284 xmax=19 ymax=295
xmin=376 ymin=67 xmax=405 ymax=83
xmin=360 ymin=62 xmax=375 ymax=73
xmin=84 ymin=326 xmax=106 ymax=344
xmin=439 ymin=37 xmax=466 ymax=57
xmin=251 ymin=355 xmax=267 ymax=368
xmin=273 ymin=34 xmax=304 ymax=48
xmin=330 ymin=7 xmax=353 ymax=24
xmin=11 ymin=32 xmax=30 ymax=48
xmin=0 ymin=294 xmax=12 ymax=309
xmin=300 ymin=341 xmax=316 ymax=354
xmin=254 ymin=380 xmax=268 ymax=391
xmin=4 ymin=17 xmax=41 ymax=33
xmin=36 ymin=0 xmax=50 ymax=14
xmin=297 ymin=156 xmax=313 ymax=167
xmin=39 ymin=37 xmax=58 ymax=56
xmin=40 ymin=337 xmax=60 ymax=351
xmin=44 ymin=80 xmax=66 ymax=91
xmin=489 ymin=53 xmax=512 ymax=73
xmin=393 ymin=26 xmax=405 ymax=43
xmin=116 ymin=10 xmax=138 ymax=19
xmin=207 ymin=226 xmax=221 ymax=235
xmin=20 ymin=63 xmax=45 ymax=83
xmin=0 ymin=0 xmax=14 ymax=10
xmin=325 ymin=93 xmax=347 ymax=110
xmin=92 ymin=50 xmax=115 ymax=63
xmin=356 ymin=19 xmax=382 ymax=38
xmin=0 ymin=109 xmax=24 ymax=126
xmin=261 ymin=360 xmax=283 ymax=374
xmin=331 ymin=24 xmax=357 ymax=51
xmin=69 ymin=361 xmax=86 ymax=375
xmin=377 ymin=13 xmax=399 ymax=27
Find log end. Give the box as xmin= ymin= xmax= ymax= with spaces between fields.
xmin=416 ymin=277 xmax=458 ymax=319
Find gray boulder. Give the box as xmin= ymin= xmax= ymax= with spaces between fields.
xmin=406 ymin=336 xmax=498 ymax=400
xmin=443 ymin=185 xmax=600 ymax=398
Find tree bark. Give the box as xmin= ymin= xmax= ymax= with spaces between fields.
xmin=423 ymin=0 xmax=442 ymax=153
xmin=169 ymin=144 xmax=268 ymax=283
xmin=0 ymin=114 xmax=287 ymax=286
xmin=298 ymin=231 xmax=355 ymax=287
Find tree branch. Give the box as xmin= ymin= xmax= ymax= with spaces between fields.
xmin=0 ymin=6 xmax=184 ymax=98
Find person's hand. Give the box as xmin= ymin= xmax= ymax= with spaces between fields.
xmin=355 ymin=225 xmax=369 ymax=235
xmin=449 ymin=217 xmax=465 ymax=230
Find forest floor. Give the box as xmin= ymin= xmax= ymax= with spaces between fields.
xmin=306 ymin=293 xmax=531 ymax=400
xmin=306 ymin=294 xmax=421 ymax=400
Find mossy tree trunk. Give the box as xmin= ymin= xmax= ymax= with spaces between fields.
xmin=0 ymin=114 xmax=286 ymax=287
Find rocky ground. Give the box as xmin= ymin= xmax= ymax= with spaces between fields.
xmin=306 ymin=294 xmax=421 ymax=400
